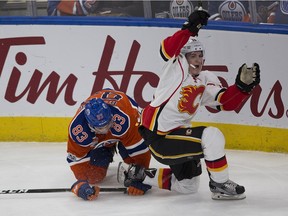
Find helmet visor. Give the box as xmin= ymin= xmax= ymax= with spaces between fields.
xmin=90 ymin=120 xmax=113 ymax=134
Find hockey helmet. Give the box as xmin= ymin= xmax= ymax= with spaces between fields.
xmin=181 ymin=37 xmax=205 ymax=59
xmin=84 ymin=98 xmax=113 ymax=129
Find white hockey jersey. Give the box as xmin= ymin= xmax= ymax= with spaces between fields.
xmin=141 ymin=54 xmax=223 ymax=134
xmin=141 ymin=29 xmax=250 ymax=135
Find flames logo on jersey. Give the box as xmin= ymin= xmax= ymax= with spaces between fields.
xmin=178 ymin=85 xmax=205 ymax=115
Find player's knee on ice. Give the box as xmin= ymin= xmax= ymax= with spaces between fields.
xmin=170 ymin=175 xmax=200 ymax=194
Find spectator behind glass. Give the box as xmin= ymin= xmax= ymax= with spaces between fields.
xmin=208 ymin=0 xmax=278 ymax=23
xmin=208 ymin=0 xmax=250 ymax=22
xmin=150 ymin=1 xmax=208 ymax=19
xmin=255 ymin=0 xmax=278 ymax=23
xmin=47 ymin=0 xmax=144 ymax=17
xmin=268 ymin=0 xmax=288 ymax=24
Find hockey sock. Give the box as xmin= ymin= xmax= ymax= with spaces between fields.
xmin=143 ymin=168 xmax=172 ymax=190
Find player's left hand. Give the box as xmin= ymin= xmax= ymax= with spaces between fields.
xmin=123 ymin=164 xmax=152 ymax=195
xmin=71 ymin=180 xmax=100 ymax=201
xmin=127 ymin=181 xmax=152 ymax=196
xmin=235 ymin=63 xmax=260 ymax=93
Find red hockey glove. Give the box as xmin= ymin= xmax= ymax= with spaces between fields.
xmin=71 ymin=180 xmax=100 ymax=201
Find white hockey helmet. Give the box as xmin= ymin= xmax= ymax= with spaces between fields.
xmin=181 ymin=38 xmax=205 ymax=59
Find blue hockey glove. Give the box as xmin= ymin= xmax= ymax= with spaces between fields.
xmin=90 ymin=147 xmax=114 ymax=168
xmin=71 ymin=180 xmax=100 ymax=201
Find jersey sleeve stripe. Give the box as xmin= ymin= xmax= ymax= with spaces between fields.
xmin=128 ymin=148 xmax=150 ymax=157
xmin=160 ymin=41 xmax=171 ymax=61
xmin=125 ymin=139 xmax=150 ymax=157
xmin=125 ymin=138 xmax=145 ymax=150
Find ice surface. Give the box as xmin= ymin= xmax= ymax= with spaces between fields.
xmin=1 ymin=142 xmax=288 ymax=216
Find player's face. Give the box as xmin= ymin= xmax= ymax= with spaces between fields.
xmin=186 ymin=51 xmax=204 ymax=76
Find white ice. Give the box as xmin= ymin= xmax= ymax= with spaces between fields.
xmin=1 ymin=142 xmax=288 ymax=216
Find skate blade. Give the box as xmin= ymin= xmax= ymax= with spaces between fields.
xmin=211 ymin=192 xmax=246 ymax=200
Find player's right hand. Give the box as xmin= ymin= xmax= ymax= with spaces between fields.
xmin=90 ymin=147 xmax=114 ymax=168
xmin=71 ymin=180 xmax=100 ymax=201
xmin=182 ymin=9 xmax=210 ymax=36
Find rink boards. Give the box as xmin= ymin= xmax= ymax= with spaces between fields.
xmin=0 ymin=17 xmax=287 ymax=152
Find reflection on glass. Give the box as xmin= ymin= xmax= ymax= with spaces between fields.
xmin=0 ymin=0 xmax=287 ymax=25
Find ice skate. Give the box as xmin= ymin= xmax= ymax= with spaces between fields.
xmin=117 ymin=162 xmax=156 ymax=186
xmin=209 ymin=179 xmax=246 ymax=200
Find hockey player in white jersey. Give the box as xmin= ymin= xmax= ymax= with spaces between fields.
xmin=118 ymin=8 xmax=260 ymax=200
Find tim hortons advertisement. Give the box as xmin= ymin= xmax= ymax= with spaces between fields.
xmin=0 ymin=25 xmax=287 ymax=129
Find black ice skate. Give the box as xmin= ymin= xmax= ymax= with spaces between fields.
xmin=117 ymin=162 xmax=156 ymax=187
xmin=209 ymin=178 xmax=246 ymax=200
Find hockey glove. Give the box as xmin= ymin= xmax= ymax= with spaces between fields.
xmin=71 ymin=180 xmax=100 ymax=201
xmin=128 ymin=181 xmax=152 ymax=196
xmin=182 ymin=9 xmax=210 ymax=36
xmin=118 ymin=163 xmax=153 ymax=196
xmin=90 ymin=147 xmax=114 ymax=168
xmin=235 ymin=63 xmax=260 ymax=93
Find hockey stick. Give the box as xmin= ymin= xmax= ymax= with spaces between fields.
xmin=0 ymin=187 xmax=127 ymax=194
